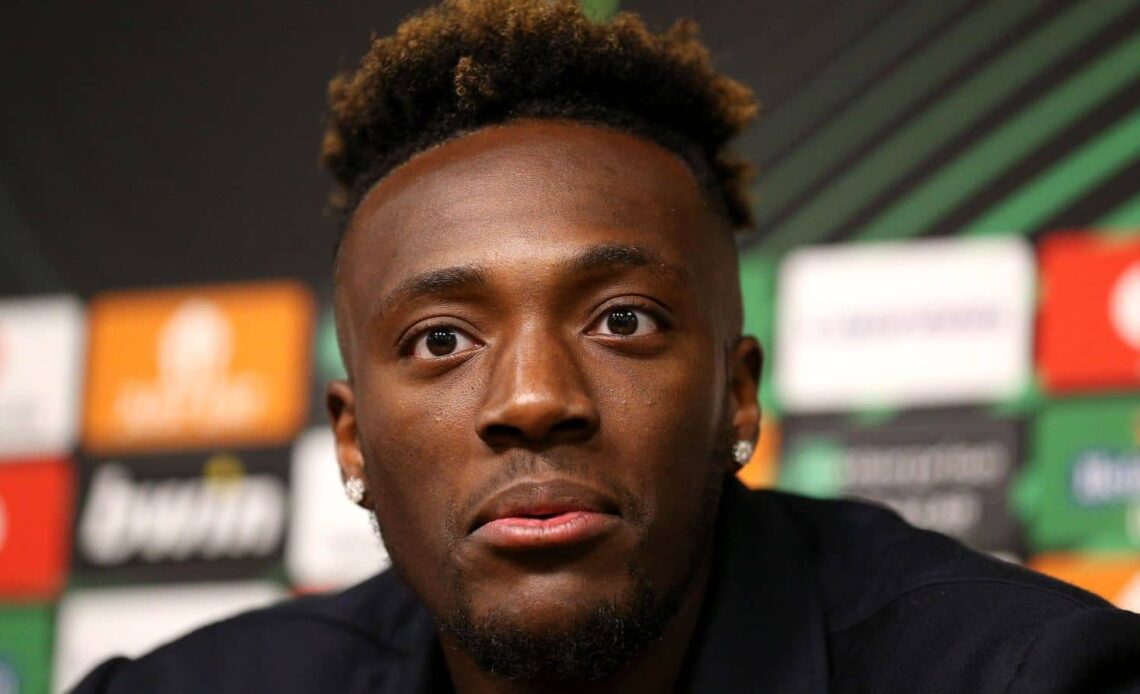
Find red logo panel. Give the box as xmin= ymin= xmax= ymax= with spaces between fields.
xmin=1039 ymin=233 xmax=1140 ymax=393
xmin=0 ymin=460 xmax=73 ymax=598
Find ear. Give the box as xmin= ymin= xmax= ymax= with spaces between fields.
xmin=728 ymin=336 xmax=763 ymax=470
xmin=327 ymin=379 xmax=369 ymax=508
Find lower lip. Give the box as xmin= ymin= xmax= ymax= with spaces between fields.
xmin=472 ymin=511 xmax=619 ymax=550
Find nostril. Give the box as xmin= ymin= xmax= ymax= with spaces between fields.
xmin=482 ymin=423 xmax=527 ymax=443
xmin=479 ymin=417 xmax=595 ymax=447
xmin=551 ymin=418 xmax=592 ymax=436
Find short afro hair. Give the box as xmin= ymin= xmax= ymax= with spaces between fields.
xmin=321 ymin=0 xmax=758 ymax=242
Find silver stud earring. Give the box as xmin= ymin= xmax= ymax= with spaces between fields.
xmin=345 ymin=477 xmax=366 ymax=504
xmin=732 ymin=440 xmax=754 ymax=468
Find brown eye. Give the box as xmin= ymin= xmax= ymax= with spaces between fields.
xmin=411 ymin=325 xmax=478 ymax=359
xmin=426 ymin=328 xmax=458 ymax=355
xmin=592 ymin=307 xmax=660 ymax=337
xmin=606 ymin=309 xmax=638 ymax=336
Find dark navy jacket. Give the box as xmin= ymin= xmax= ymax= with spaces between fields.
xmin=73 ymin=481 xmax=1140 ymax=692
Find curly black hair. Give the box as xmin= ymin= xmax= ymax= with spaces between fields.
xmin=321 ymin=0 xmax=758 ymax=243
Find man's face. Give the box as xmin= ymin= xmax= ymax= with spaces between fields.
xmin=330 ymin=120 xmax=759 ymax=678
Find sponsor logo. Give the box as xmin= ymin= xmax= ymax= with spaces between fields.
xmin=1039 ymin=234 xmax=1140 ymax=392
xmin=776 ymin=237 xmax=1033 ymax=411
xmin=828 ymin=440 xmax=1010 ymax=537
xmin=113 ymin=299 xmax=264 ymax=439
xmin=74 ymin=450 xmax=289 ymax=582
xmin=0 ymin=461 xmax=72 ymax=598
xmin=287 ymin=429 xmax=389 ymax=591
xmin=83 ymin=281 xmax=312 ymax=452
xmin=802 ymin=304 xmax=1004 ymax=341
xmin=1017 ymin=397 xmax=1140 ymax=552
xmin=0 ymin=296 xmax=85 ymax=457
xmin=54 ymin=582 xmax=284 ymax=693
xmin=1070 ymin=451 xmax=1140 ymax=506
xmin=841 ymin=441 xmax=1008 ymax=487
xmin=80 ymin=458 xmax=285 ymax=565
xmin=781 ymin=411 xmax=1022 ymax=556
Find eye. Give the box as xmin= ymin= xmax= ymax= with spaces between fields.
xmin=591 ymin=307 xmax=661 ymax=337
xmin=409 ymin=326 xmax=479 ymax=358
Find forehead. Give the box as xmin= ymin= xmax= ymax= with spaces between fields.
xmin=350 ymin=120 xmax=719 ymax=257
xmin=337 ymin=121 xmax=727 ymax=313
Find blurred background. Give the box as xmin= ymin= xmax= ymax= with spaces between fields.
xmin=3 ymin=0 xmax=1140 ymax=690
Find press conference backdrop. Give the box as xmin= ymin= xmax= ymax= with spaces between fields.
xmin=3 ymin=0 xmax=1140 ymax=691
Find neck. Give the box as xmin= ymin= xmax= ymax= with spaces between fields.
xmin=441 ymin=561 xmax=712 ymax=694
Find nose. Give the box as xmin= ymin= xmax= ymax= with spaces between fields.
xmin=476 ymin=326 xmax=600 ymax=449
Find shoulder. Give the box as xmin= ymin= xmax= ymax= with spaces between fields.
xmin=761 ymin=490 xmax=1105 ymax=624
xmin=68 ymin=571 xmax=438 ymax=694
xmin=754 ymin=490 xmax=1140 ymax=693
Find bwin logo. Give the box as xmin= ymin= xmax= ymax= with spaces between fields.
xmin=79 ymin=457 xmax=286 ymax=565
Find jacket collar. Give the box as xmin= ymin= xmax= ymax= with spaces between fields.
xmin=678 ymin=480 xmax=829 ymax=692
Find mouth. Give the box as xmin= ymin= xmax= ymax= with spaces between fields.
xmin=467 ymin=479 xmax=622 ymax=551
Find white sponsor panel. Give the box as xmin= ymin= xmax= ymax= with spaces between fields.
xmin=776 ymin=238 xmax=1033 ymax=411
xmin=0 ymin=296 xmax=84 ymax=457
xmin=287 ymin=429 xmax=389 ymax=590
xmin=53 ymin=581 xmax=284 ymax=693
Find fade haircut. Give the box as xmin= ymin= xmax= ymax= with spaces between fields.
xmin=320 ymin=0 xmax=758 ymax=248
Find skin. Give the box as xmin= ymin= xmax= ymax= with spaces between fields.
xmin=328 ymin=119 xmax=762 ymax=693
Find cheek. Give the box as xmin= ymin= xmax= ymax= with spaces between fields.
xmin=601 ymin=350 xmax=726 ymax=584
xmin=356 ymin=374 xmax=483 ymax=599
xmin=598 ymin=346 xmax=727 ymax=514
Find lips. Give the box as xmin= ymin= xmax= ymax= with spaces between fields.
xmin=467 ymin=479 xmax=622 ymax=551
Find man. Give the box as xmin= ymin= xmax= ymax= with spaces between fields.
xmin=75 ymin=1 xmax=1140 ymax=692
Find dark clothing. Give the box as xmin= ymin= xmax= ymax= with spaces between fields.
xmin=74 ymin=482 xmax=1140 ymax=693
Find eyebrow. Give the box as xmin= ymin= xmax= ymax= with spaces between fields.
xmin=376 ymin=243 xmax=685 ymax=319
xmin=377 ymin=264 xmax=488 ymax=318
xmin=563 ymin=243 xmax=687 ymax=284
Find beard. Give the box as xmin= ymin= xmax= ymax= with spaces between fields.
xmin=434 ymin=431 xmax=731 ymax=684
xmin=370 ymin=409 xmax=736 ymax=685
xmin=438 ymin=564 xmax=680 ymax=683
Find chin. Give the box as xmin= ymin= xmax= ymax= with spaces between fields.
xmin=472 ymin=572 xmax=633 ymax=629
xmin=441 ymin=568 xmax=672 ymax=683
